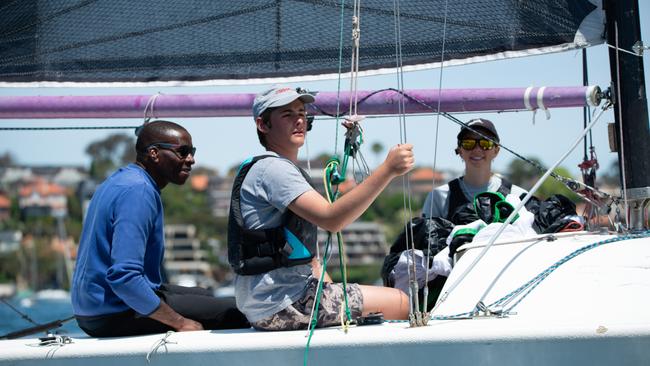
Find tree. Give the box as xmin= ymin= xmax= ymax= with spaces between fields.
xmin=536 ymin=167 xmax=581 ymax=202
xmin=506 ymin=157 xmax=583 ymax=202
xmin=0 ymin=151 xmax=15 ymax=167
xmin=86 ymin=133 xmax=136 ymax=179
xmin=505 ymin=156 xmax=544 ymax=190
xmin=370 ymin=141 xmax=385 ymax=167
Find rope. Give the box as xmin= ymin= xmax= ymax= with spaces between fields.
xmin=0 ymin=298 xmax=39 ymax=325
xmin=348 ymin=0 xmax=362 ymax=117
xmin=303 ymin=234 xmax=332 ymax=365
xmin=421 ymin=231 xmax=650 ymax=321
xmin=310 ymin=86 xmax=613 ymax=206
xmin=304 ymin=157 xmax=353 ymax=366
xmin=431 ymin=102 xmax=612 ymax=314
xmin=333 ymin=0 xmax=347 ymax=155
xmin=487 ymin=231 xmax=650 ymax=314
xmin=423 ymin=0 xmax=450 ymax=314
xmin=374 ymin=87 xmax=614 ymax=204
xmin=392 ymin=0 xmax=418 ymax=323
xmin=146 ymin=331 xmax=177 ymax=363
xmin=143 ymin=92 xmax=162 ymax=123
xmin=614 ymin=21 xmax=629 ymax=229
xmin=605 ymin=43 xmax=645 ymax=57
xmin=322 ymin=160 xmax=353 ymax=329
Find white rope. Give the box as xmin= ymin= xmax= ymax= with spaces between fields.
xmin=605 ymin=43 xmax=644 ymax=57
xmin=431 ymin=101 xmax=611 ymax=317
xmin=136 ymin=92 xmax=163 ymax=135
xmin=348 ymin=0 xmax=362 ymax=116
xmin=146 ymin=331 xmax=176 ymax=363
xmin=143 ymin=92 xmax=162 ymax=123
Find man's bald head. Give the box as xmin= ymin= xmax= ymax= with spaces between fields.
xmin=135 ymin=120 xmax=189 ymax=156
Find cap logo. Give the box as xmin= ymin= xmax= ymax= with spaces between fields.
xmin=274 ymin=87 xmax=292 ymax=95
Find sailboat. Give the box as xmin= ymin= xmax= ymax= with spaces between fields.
xmin=0 ymin=0 xmax=648 ymax=365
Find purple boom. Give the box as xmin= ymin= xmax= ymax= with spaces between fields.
xmin=0 ymin=86 xmax=600 ymax=119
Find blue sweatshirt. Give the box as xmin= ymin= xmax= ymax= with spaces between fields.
xmin=72 ymin=164 xmax=164 ymax=317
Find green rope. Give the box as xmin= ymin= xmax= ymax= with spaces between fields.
xmin=303 ymin=234 xmax=333 ymax=366
xmin=337 ymin=231 xmax=353 ymax=323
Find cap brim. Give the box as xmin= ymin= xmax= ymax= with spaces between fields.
xmin=457 ymin=126 xmax=499 ymax=141
xmin=267 ymin=93 xmax=315 ymax=109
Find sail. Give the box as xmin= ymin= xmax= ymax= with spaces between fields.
xmin=0 ymin=0 xmax=604 ymax=86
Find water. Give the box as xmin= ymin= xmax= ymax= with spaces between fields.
xmin=0 ymin=295 xmax=83 ymax=338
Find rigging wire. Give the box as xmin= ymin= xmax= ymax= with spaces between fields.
xmin=387 ymin=88 xmax=613 ymax=204
xmin=392 ymin=0 xmax=417 ymax=324
xmin=305 ymin=2 xmax=355 ymax=362
xmin=333 ymin=0 xmax=348 ymax=156
xmin=312 ymin=85 xmax=616 ymax=209
xmin=0 ymin=298 xmax=39 ymax=326
xmin=614 ymin=21 xmax=630 ymax=229
xmin=423 ymin=0 xmax=450 ymax=315
xmin=605 ymin=43 xmax=646 ymax=57
xmin=580 ymin=49 xmax=600 ymax=228
xmin=430 ymin=100 xmax=612 ymax=318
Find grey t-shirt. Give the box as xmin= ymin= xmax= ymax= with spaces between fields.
xmin=422 ymin=175 xmax=528 ymax=218
xmin=233 ymin=153 xmax=315 ymax=322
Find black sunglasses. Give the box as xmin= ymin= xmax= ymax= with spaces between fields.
xmin=146 ymin=142 xmax=196 ymax=159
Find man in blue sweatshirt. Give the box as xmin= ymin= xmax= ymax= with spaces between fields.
xmin=72 ymin=120 xmax=248 ymax=337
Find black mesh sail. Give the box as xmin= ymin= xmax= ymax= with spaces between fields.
xmin=0 ymin=0 xmax=603 ymax=84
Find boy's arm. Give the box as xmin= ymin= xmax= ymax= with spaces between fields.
xmin=289 ymin=144 xmax=414 ymax=233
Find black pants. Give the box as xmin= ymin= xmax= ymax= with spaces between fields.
xmin=75 ymin=284 xmax=249 ymax=337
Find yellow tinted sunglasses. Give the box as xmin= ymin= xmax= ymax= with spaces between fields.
xmin=459 ymin=139 xmax=495 ymax=151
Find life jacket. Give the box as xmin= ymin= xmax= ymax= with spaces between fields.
xmin=227 ymin=155 xmax=317 ymax=275
xmin=447 ymin=176 xmax=512 ymax=220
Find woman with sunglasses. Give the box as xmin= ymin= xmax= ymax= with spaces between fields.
xmin=422 ymin=118 xmax=527 ymax=221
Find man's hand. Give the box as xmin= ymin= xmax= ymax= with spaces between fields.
xmin=176 ymin=318 xmax=204 ymax=332
xmin=383 ymin=144 xmax=415 ymax=177
xmin=149 ymin=300 xmax=204 ymax=332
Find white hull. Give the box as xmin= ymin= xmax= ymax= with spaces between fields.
xmin=1 ymin=231 xmax=649 ymax=365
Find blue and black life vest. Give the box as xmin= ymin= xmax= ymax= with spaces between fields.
xmin=227 ymin=155 xmax=317 ymax=275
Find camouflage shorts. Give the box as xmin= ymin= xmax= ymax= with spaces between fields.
xmin=251 ymin=278 xmax=363 ymax=331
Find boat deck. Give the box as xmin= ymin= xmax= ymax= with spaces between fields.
xmin=1 ymin=232 xmax=649 ymax=365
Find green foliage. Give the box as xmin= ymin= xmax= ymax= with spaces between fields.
xmin=0 ymin=251 xmax=21 ymax=283
xmin=370 ymin=141 xmax=385 ymax=167
xmin=161 ymin=184 xmax=226 ymax=240
xmin=536 ymin=167 xmax=581 ymax=202
xmin=360 ymin=191 xmax=425 ymax=241
xmin=505 ymin=158 xmax=580 ymax=202
xmin=86 ymin=133 xmax=135 ymax=179
xmin=65 ymin=193 xmax=83 ymax=239
xmin=505 ymin=156 xmax=544 ymax=190
xmin=0 ymin=151 xmax=15 ymax=167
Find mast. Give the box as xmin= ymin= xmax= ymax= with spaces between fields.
xmin=604 ymin=0 xmax=650 ymax=230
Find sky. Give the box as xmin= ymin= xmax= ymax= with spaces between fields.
xmin=1 ymin=4 xmax=649 ymax=181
